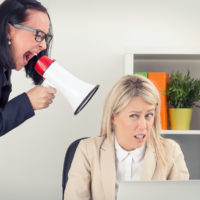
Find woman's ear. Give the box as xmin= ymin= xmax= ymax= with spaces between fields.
xmin=7 ymin=24 xmax=15 ymax=40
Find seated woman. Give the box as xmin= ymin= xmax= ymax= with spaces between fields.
xmin=64 ymin=75 xmax=189 ymax=200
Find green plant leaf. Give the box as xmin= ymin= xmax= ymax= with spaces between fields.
xmin=167 ymin=70 xmax=200 ymax=108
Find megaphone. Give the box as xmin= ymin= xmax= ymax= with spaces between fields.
xmin=35 ymin=56 xmax=99 ymax=115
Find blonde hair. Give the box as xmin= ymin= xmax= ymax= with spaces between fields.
xmin=100 ymin=74 xmax=167 ymax=166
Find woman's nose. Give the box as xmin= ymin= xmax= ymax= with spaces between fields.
xmin=38 ymin=39 xmax=47 ymax=50
xmin=138 ymin=117 xmax=147 ymax=130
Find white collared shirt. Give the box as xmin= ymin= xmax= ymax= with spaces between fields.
xmin=114 ymin=137 xmax=146 ymax=198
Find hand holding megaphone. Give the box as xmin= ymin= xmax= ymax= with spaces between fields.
xmin=26 ymin=85 xmax=56 ymax=110
xmin=34 ymin=56 xmax=99 ymax=115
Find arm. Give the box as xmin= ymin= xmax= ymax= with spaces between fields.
xmin=0 ymin=93 xmax=35 ymax=136
xmin=0 ymin=69 xmax=34 ymax=136
xmin=0 ymin=85 xmax=56 ymax=136
xmin=64 ymin=140 xmax=92 ymax=200
xmin=0 ymin=69 xmax=56 ymax=136
xmin=167 ymin=143 xmax=189 ymax=180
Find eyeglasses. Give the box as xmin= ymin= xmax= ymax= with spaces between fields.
xmin=13 ymin=24 xmax=53 ymax=44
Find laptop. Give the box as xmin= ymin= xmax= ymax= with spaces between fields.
xmin=117 ymin=180 xmax=200 ymax=200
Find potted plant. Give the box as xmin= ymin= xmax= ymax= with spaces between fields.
xmin=167 ymin=70 xmax=200 ymax=130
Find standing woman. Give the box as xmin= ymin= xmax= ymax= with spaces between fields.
xmin=0 ymin=0 xmax=56 ymax=136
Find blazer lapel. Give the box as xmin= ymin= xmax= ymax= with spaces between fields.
xmin=100 ymin=135 xmax=116 ymax=200
xmin=140 ymin=143 xmax=157 ymax=180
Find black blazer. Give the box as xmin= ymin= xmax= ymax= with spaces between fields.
xmin=0 ymin=67 xmax=35 ymax=136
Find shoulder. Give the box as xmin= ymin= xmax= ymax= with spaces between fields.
xmin=76 ymin=136 xmax=112 ymax=158
xmin=162 ymin=138 xmax=183 ymax=157
xmin=78 ymin=136 xmax=108 ymax=150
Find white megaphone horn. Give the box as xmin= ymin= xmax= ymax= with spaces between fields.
xmin=35 ymin=56 xmax=99 ymax=115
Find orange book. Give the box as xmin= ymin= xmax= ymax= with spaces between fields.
xmin=148 ymin=72 xmax=168 ymax=130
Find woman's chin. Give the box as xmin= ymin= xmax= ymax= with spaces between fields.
xmin=15 ymin=65 xmax=24 ymax=71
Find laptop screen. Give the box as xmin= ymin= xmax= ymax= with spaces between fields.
xmin=117 ymin=180 xmax=200 ymax=200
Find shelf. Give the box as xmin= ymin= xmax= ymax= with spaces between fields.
xmin=134 ymin=54 xmax=200 ymax=60
xmin=124 ymin=51 xmax=200 ymax=179
xmin=161 ymin=130 xmax=200 ymax=135
xmin=124 ymin=53 xmax=200 ymax=75
xmin=124 ymin=52 xmax=200 ymax=130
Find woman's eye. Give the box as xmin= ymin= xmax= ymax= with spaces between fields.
xmin=129 ymin=114 xmax=137 ymax=118
xmin=145 ymin=113 xmax=154 ymax=119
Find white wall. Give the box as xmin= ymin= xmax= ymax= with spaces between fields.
xmin=0 ymin=0 xmax=200 ymax=199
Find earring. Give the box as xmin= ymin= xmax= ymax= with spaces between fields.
xmin=8 ymin=40 xmax=11 ymax=45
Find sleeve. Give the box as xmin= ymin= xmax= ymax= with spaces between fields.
xmin=167 ymin=143 xmax=190 ymax=180
xmin=64 ymin=140 xmax=92 ymax=200
xmin=0 ymin=92 xmax=35 ymax=136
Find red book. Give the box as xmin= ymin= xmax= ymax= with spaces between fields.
xmin=148 ymin=72 xmax=169 ymax=130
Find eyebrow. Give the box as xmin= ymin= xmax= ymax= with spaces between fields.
xmin=129 ymin=109 xmax=155 ymax=114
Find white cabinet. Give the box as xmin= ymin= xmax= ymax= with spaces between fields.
xmin=125 ymin=51 xmax=200 ymax=179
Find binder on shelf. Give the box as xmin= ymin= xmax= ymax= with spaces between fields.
xmin=134 ymin=72 xmax=148 ymax=78
xmin=148 ymin=72 xmax=168 ymax=130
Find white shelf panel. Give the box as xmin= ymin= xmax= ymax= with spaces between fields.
xmin=161 ymin=130 xmax=200 ymax=135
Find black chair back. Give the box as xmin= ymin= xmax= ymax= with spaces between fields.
xmin=62 ymin=137 xmax=88 ymax=199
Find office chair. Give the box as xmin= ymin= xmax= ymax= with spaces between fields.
xmin=62 ymin=137 xmax=88 ymax=199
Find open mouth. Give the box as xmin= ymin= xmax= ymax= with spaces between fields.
xmin=23 ymin=51 xmax=36 ymax=66
xmin=134 ymin=134 xmax=146 ymax=139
